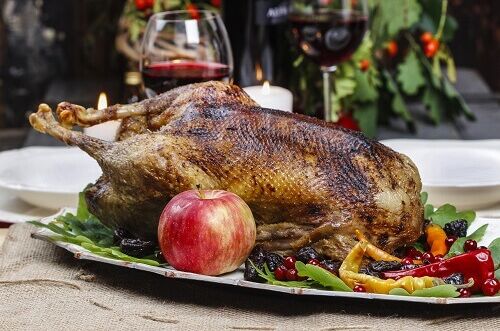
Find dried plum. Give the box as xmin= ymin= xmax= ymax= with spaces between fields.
xmin=444 ymin=219 xmax=468 ymax=238
xmin=119 ymin=238 xmax=156 ymax=257
xmin=368 ymin=261 xmax=402 ymax=273
xmin=265 ymin=252 xmax=284 ymax=272
xmin=362 ymin=261 xmax=402 ymax=278
xmin=320 ymin=260 xmax=341 ymax=275
xmin=295 ymin=246 xmax=322 ymax=263
xmin=443 ymin=273 xmax=464 ymax=286
xmin=113 ymin=227 xmax=134 ymax=245
xmin=244 ymin=246 xmax=268 ymax=282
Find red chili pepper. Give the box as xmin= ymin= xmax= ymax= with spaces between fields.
xmin=381 ymin=249 xmax=495 ymax=293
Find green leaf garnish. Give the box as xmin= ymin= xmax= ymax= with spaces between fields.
xmin=248 ymin=260 xmax=313 ymax=288
xmin=389 ymin=285 xmax=459 ymax=298
xmin=426 ymin=203 xmax=476 ymax=228
xmin=29 ymin=189 xmax=163 ymax=267
xmin=488 ymin=238 xmax=500 ymax=270
xmin=295 ymin=261 xmax=352 ymax=292
xmin=446 ymin=224 xmax=488 ymax=258
xmin=420 ymin=192 xmax=428 ymax=205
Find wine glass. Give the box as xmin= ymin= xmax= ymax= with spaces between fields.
xmin=140 ymin=10 xmax=233 ymax=97
xmin=289 ymin=0 xmax=368 ymax=122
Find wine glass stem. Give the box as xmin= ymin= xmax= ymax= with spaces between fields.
xmin=321 ymin=65 xmax=337 ymax=122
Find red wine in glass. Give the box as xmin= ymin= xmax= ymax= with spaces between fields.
xmin=142 ymin=61 xmax=231 ymax=95
xmin=290 ymin=10 xmax=368 ymax=68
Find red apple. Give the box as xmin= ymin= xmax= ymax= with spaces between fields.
xmin=158 ymin=189 xmax=256 ymax=276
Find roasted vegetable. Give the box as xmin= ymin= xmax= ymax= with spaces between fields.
xmin=382 ymin=249 xmax=495 ymax=292
xmin=426 ymin=224 xmax=448 ymax=256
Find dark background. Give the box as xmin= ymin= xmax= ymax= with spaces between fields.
xmin=0 ymin=0 xmax=498 ymax=129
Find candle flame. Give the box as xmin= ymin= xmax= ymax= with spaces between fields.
xmin=262 ymin=81 xmax=271 ymax=95
xmin=97 ymin=92 xmax=108 ymax=110
xmin=255 ymin=63 xmax=263 ymax=82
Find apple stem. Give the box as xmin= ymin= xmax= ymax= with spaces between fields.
xmin=198 ymin=190 xmax=206 ymax=199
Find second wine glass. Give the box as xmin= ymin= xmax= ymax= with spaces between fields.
xmin=290 ymin=0 xmax=368 ymax=122
xmin=141 ymin=10 xmax=234 ymax=97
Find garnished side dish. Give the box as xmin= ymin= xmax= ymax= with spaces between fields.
xmin=30 ymin=190 xmax=500 ymax=298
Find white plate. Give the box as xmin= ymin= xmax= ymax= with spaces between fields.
xmin=0 ymin=147 xmax=102 ymax=210
xmin=382 ymin=139 xmax=500 ymax=210
xmin=32 ymin=208 xmax=500 ymax=305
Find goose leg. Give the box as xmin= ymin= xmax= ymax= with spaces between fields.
xmin=29 ymin=104 xmax=111 ymax=161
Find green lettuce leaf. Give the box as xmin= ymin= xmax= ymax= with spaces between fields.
xmin=389 ymin=285 xmax=459 ymax=298
xmin=295 ymin=261 xmax=352 ymax=292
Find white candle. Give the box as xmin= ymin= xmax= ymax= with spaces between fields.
xmin=84 ymin=92 xmax=121 ymax=141
xmin=243 ymin=81 xmax=293 ymax=112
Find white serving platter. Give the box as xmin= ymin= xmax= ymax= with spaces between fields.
xmin=382 ymin=139 xmax=500 ymax=210
xmin=31 ymin=208 xmax=500 ymax=305
xmin=0 ymin=147 xmax=102 ymax=210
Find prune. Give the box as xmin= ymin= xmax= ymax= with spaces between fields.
xmin=368 ymin=261 xmax=403 ymax=273
xmin=443 ymin=273 xmax=464 ymax=286
xmin=113 ymin=227 xmax=134 ymax=245
xmin=265 ymin=252 xmax=284 ymax=272
xmin=295 ymin=246 xmax=322 ymax=263
xmin=320 ymin=260 xmax=341 ymax=275
xmin=119 ymin=238 xmax=156 ymax=257
xmin=444 ymin=219 xmax=468 ymax=238
xmin=244 ymin=246 xmax=267 ymax=282
xmin=362 ymin=261 xmax=402 ymax=278
xmin=248 ymin=246 xmax=267 ymax=264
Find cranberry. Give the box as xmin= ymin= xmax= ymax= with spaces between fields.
xmin=459 ymin=288 xmax=472 ymax=298
xmin=284 ymin=256 xmax=297 ymax=270
xmin=405 ymin=247 xmax=418 ymax=258
xmin=445 ymin=236 xmax=458 ymax=248
xmin=434 ymin=254 xmax=444 ymax=262
xmin=422 ymin=252 xmax=435 ymax=264
xmin=413 ymin=251 xmax=423 ymax=260
xmin=286 ymin=268 xmax=298 ymax=281
xmin=353 ymin=284 xmax=366 ymax=292
xmin=307 ymin=258 xmax=321 ymax=266
xmin=401 ymin=257 xmax=413 ymax=265
xmin=481 ymin=278 xmax=500 ymax=296
xmin=274 ymin=266 xmax=287 ymax=281
xmin=464 ymin=239 xmax=477 ymax=252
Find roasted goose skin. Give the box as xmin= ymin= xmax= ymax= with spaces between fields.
xmin=29 ymin=81 xmax=423 ymax=261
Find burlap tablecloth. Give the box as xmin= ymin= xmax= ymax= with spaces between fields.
xmin=1 ymin=224 xmax=499 ymax=330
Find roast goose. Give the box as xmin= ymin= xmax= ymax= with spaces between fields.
xmin=29 ymin=81 xmax=423 ymax=261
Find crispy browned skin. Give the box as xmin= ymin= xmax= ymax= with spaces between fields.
xmin=29 ymin=81 xmax=423 ymax=260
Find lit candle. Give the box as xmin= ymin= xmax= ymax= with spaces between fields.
xmin=83 ymin=92 xmax=121 ymax=141
xmin=243 ymin=81 xmax=293 ymax=112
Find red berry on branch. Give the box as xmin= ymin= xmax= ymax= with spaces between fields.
xmin=134 ymin=0 xmax=153 ymax=11
xmin=211 ymin=0 xmax=222 ymax=7
xmin=186 ymin=3 xmax=201 ymax=19
xmin=424 ymin=39 xmax=440 ymax=58
xmin=359 ymin=59 xmax=370 ymax=72
xmin=420 ymin=32 xmax=433 ymax=44
xmin=386 ymin=41 xmax=398 ymax=58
